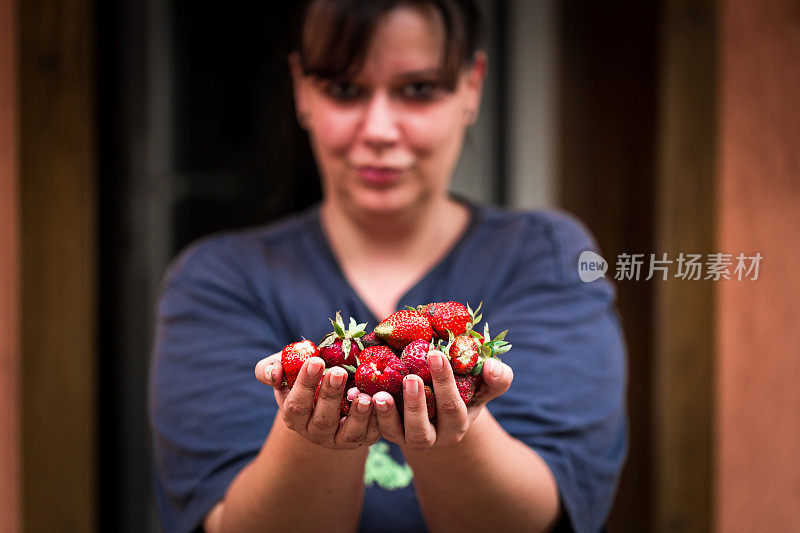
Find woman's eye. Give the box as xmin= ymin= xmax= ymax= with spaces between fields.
xmin=327 ymin=81 xmax=362 ymax=101
xmin=401 ymin=81 xmax=439 ymax=101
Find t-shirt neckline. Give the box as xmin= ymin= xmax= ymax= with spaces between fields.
xmin=306 ymin=194 xmax=483 ymax=325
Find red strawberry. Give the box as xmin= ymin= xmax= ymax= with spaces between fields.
xmin=424 ymin=385 xmax=436 ymax=420
xmin=468 ymin=323 xmax=512 ymax=376
xmin=455 ymin=374 xmax=480 ymax=405
xmin=360 ymin=331 xmax=383 ymax=348
xmin=319 ymin=337 xmax=362 ymax=367
xmin=281 ymin=339 xmax=319 ymax=388
xmin=374 ymin=310 xmax=433 ymax=351
xmin=359 ymin=345 xmax=398 ymax=364
xmin=447 ymin=334 xmax=481 ymax=374
xmin=419 ymin=301 xmax=481 ymax=338
xmin=355 ymin=352 xmax=408 ymax=396
xmin=400 ymin=339 xmax=433 ymax=384
xmin=318 ymin=311 xmax=367 ymax=367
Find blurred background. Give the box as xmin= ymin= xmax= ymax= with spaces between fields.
xmin=1 ymin=0 xmax=798 ymax=532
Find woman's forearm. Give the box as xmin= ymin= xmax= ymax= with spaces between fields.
xmin=402 ymin=410 xmax=561 ymax=532
xmin=219 ymin=413 xmax=369 ymax=533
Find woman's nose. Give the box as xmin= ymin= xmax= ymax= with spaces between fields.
xmin=361 ymin=92 xmax=400 ymax=146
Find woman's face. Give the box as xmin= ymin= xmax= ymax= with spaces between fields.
xmin=291 ymin=5 xmax=486 ymax=217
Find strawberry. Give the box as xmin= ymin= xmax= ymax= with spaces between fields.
xmin=374 ymin=309 xmax=433 ymax=351
xmin=418 ymin=301 xmax=481 ymax=339
xmin=355 ymin=351 xmax=408 ymax=396
xmin=470 ymin=323 xmax=512 ymax=376
xmin=318 ymin=312 xmax=366 ymax=367
xmin=319 ymin=337 xmax=362 ymax=367
xmin=424 ymin=385 xmax=436 ymax=420
xmin=455 ymin=374 xmax=480 ymax=405
xmin=441 ymin=322 xmax=512 ymax=377
xmin=400 ymin=339 xmax=434 ymax=384
xmin=281 ymin=339 xmax=319 ymax=388
xmin=360 ymin=331 xmax=383 ymax=348
xmin=446 ymin=334 xmax=482 ymax=374
xmin=359 ymin=345 xmax=398 ymax=364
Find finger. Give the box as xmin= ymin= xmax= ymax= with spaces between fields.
xmin=402 ymin=375 xmax=436 ymax=449
xmin=346 ymin=386 xmax=360 ymax=402
xmin=281 ymin=357 xmax=324 ymax=431
xmin=365 ymin=412 xmax=381 ymax=446
xmin=427 ymin=351 xmax=468 ymax=438
xmin=372 ymin=391 xmax=404 ymax=443
xmin=307 ymin=366 xmax=349 ymax=443
xmin=471 ymin=359 xmax=513 ymax=407
xmin=335 ymin=393 xmax=372 ymax=448
xmin=255 ymin=353 xmax=283 ymax=387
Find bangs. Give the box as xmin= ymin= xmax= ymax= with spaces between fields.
xmin=295 ymin=0 xmax=482 ymax=91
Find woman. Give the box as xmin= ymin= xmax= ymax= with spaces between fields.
xmin=149 ymin=1 xmax=628 ymax=532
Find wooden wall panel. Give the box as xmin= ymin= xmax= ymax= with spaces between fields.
xmin=1 ymin=0 xmax=21 ymax=530
xmin=557 ymin=3 xmax=658 ymax=531
xmin=18 ymin=0 xmax=97 ymax=531
xmin=716 ymin=0 xmax=800 ymax=530
xmin=654 ymin=1 xmax=717 ymax=531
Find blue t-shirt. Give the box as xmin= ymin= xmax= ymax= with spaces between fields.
xmin=148 ymin=197 xmax=628 ymax=533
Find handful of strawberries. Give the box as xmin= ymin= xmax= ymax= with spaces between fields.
xmin=278 ymin=302 xmax=511 ymax=421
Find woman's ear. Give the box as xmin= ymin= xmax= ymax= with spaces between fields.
xmin=288 ymin=52 xmax=310 ymax=127
xmin=464 ymin=50 xmax=488 ymax=125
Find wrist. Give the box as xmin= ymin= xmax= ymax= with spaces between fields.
xmin=400 ymin=408 xmax=494 ymax=462
xmin=269 ymin=411 xmax=369 ymax=461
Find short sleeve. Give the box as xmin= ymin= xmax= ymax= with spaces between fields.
xmin=148 ymin=235 xmax=284 ymax=533
xmin=484 ymin=211 xmax=628 ymax=533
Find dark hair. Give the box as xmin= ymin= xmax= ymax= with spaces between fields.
xmin=291 ymin=0 xmax=484 ymax=91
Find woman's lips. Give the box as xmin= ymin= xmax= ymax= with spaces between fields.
xmin=356 ymin=166 xmax=405 ymax=186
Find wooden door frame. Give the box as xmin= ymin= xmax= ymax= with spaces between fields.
xmin=17 ymin=0 xmax=97 ymax=530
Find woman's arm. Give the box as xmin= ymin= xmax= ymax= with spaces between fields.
xmin=206 ymin=355 xmax=379 ymax=533
xmin=373 ymin=353 xmax=561 ymax=532
xmin=403 ymin=411 xmax=560 ymax=532
xmin=211 ymin=415 xmax=369 ymax=533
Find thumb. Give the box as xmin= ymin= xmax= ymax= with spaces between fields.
xmin=472 ymin=358 xmax=513 ymax=405
xmin=255 ymin=353 xmax=283 ymax=387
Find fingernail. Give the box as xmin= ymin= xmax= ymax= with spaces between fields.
xmin=428 ymin=353 xmax=444 ymax=371
xmin=330 ymin=368 xmax=346 ymax=387
xmin=267 ymin=364 xmax=276 ymax=383
xmin=489 ymin=359 xmax=502 ymax=378
xmin=357 ymin=397 xmax=370 ymax=413
xmin=405 ymin=377 xmax=419 ymax=396
xmin=307 ymin=359 xmax=323 ymax=376
xmin=375 ymin=399 xmax=389 ymax=412
xmin=347 ymin=388 xmax=360 ymax=401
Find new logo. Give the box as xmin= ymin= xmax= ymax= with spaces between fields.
xmin=578 ymin=251 xmax=608 ymax=282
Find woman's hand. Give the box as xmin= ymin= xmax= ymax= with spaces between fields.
xmin=255 ymin=353 xmax=380 ymax=450
xmin=370 ymin=350 xmax=513 ymax=449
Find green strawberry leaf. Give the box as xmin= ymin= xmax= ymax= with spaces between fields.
xmin=471 ymin=360 xmax=484 ymax=376
xmin=496 ymin=344 xmax=511 ymax=355
xmin=318 ymin=333 xmax=336 ymax=348
xmin=342 ymin=364 xmax=357 ymax=374
xmin=333 ymin=321 xmax=345 ymax=338
xmin=404 ymin=305 xmax=417 ymax=312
